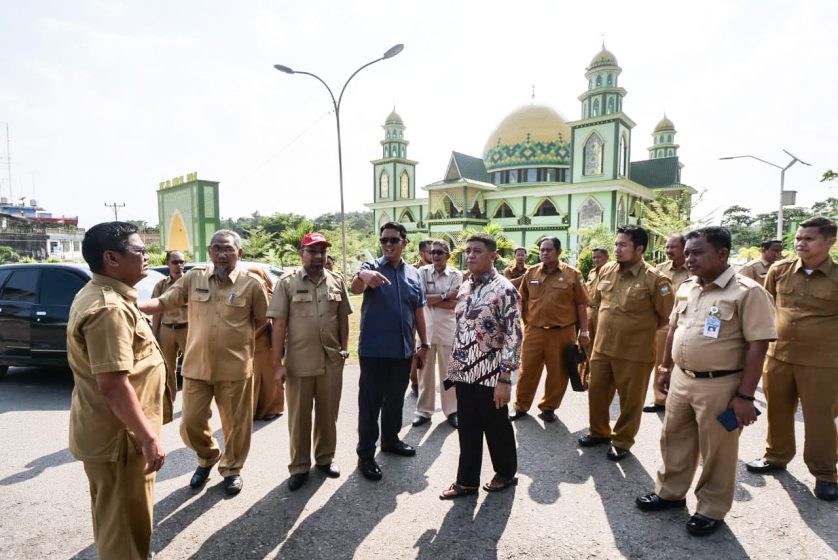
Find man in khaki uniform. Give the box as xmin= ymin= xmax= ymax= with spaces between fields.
xmin=271 ymin=232 xmax=352 ymax=491
xmin=583 ymin=247 xmax=609 ymax=387
xmin=636 ymin=226 xmax=776 ymax=537
xmin=140 ymin=230 xmax=269 ymax=496
xmin=645 ymin=234 xmax=691 ymax=413
xmin=746 ymin=217 xmax=838 ymax=501
xmin=511 ymin=237 xmax=590 ymax=422
xmin=409 ymin=239 xmax=435 ymax=396
xmin=151 ymin=250 xmax=188 ymax=423
xmin=580 ymin=225 xmax=674 ymax=461
xmin=738 ymin=239 xmax=783 ymax=286
xmin=503 ymin=247 xmax=529 ymax=289
xmin=68 ymin=221 xmax=166 ymax=560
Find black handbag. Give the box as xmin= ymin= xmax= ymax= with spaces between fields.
xmin=565 ymin=343 xmax=588 ymax=392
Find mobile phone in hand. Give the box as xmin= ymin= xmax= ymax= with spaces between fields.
xmin=717 ymin=407 xmax=761 ymax=432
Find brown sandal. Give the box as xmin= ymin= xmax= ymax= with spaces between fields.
xmin=439 ymin=482 xmax=478 ymax=500
xmin=483 ymin=475 xmax=518 ymax=492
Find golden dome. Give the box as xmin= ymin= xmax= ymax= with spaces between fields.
xmin=654 ymin=115 xmax=675 ymax=132
xmin=588 ymin=47 xmax=619 ymax=70
xmin=482 ymin=105 xmax=572 ymax=172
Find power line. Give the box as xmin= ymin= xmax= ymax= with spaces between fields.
xmin=104 ymin=202 xmax=125 ymax=220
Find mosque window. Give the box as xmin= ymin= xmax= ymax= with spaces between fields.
xmin=577 ymin=197 xmax=603 ymax=229
xmin=508 ymin=169 xmax=519 ymax=184
xmin=589 ymin=78 xmax=593 ymax=89
xmin=534 ymin=199 xmax=558 ymax=217
xmin=596 ymin=75 xmax=602 ymax=88
xmin=400 ymin=171 xmax=410 ymax=198
xmin=384 ymin=146 xmax=389 ymax=157
xmin=619 ymin=135 xmax=629 ymax=177
xmin=667 ymin=148 xmax=674 ymax=156
xmin=667 ymin=134 xmax=672 ymax=143
xmin=557 ymin=168 xmax=568 ymax=182
xmin=617 ymin=198 xmax=627 ymax=225
xmin=543 ymin=168 xmax=556 ymax=182
xmin=398 ymin=209 xmax=415 ymax=223
xmin=592 ymin=99 xmax=600 ymax=117
xmin=379 ymin=171 xmax=389 ymax=198
xmin=493 ymin=202 xmax=515 ymax=218
xmin=401 ymin=146 xmax=405 ymax=157
xmin=525 ymin=168 xmax=537 ymax=183
xmin=583 ymin=133 xmax=604 ymax=176
xmin=493 ymin=171 xmax=503 ymax=184
xmin=583 ymin=101 xmax=588 ymax=118
xmin=607 ymin=74 xmax=613 ymax=86
xmin=607 ymin=97 xmax=615 ymax=114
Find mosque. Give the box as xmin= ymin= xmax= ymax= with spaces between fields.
xmin=365 ymin=45 xmax=696 ymax=251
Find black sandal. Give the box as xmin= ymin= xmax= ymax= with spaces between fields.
xmin=439 ymin=482 xmax=478 ymax=500
xmin=483 ymin=475 xmax=518 ymax=492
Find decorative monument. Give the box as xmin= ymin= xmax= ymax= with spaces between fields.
xmin=157 ymin=172 xmax=220 ymax=261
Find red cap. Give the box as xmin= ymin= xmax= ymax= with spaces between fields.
xmin=300 ymin=232 xmax=332 ymax=248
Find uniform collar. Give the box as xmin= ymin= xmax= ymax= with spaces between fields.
xmin=91 ymin=272 xmax=138 ymax=302
xmin=430 ymin=264 xmax=453 ymax=276
xmin=300 ymin=266 xmax=325 ymax=284
xmin=378 ymin=256 xmax=407 ymax=270
xmin=621 ymin=259 xmax=646 ymax=277
xmin=792 ymin=256 xmax=834 ymax=275
xmin=695 ymin=265 xmax=735 ymax=289
xmin=536 ymin=261 xmax=564 ymax=275
xmin=205 ymin=264 xmax=242 ymax=283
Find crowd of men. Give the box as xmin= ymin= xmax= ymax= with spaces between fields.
xmin=66 ymin=216 xmax=836 ymax=558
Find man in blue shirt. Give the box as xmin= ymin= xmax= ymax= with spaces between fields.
xmin=351 ymin=222 xmax=429 ymax=481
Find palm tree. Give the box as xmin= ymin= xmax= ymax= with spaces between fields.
xmin=276 ymin=220 xmax=314 ymax=266
xmin=450 ymin=222 xmax=514 ymax=271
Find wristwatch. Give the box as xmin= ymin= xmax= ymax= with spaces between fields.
xmin=419 ymin=343 xmax=430 ymax=350
xmin=440 ymin=292 xmax=447 ymax=301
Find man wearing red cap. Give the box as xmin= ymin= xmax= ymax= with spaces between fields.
xmin=269 ymin=232 xmax=352 ymax=491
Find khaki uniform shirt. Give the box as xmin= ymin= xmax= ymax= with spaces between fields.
xmin=503 ymin=263 xmax=528 ymax=281
xmin=670 ymin=267 xmax=777 ymax=372
xmin=655 ymin=260 xmax=691 ymax=333
xmin=157 ymin=265 xmax=269 ymax=382
xmin=593 ymin=260 xmax=674 ymax=362
xmin=268 ymin=268 xmax=352 ymax=377
xmin=151 ymin=275 xmax=188 ymax=325
xmin=68 ymin=273 xmax=165 ymax=462
xmin=418 ymin=264 xmax=462 ymax=345
xmin=587 ymin=266 xmax=604 ymax=302
xmin=738 ymin=258 xmax=771 ymax=286
xmin=765 ymin=256 xmax=838 ymax=367
xmin=519 ymin=262 xmax=590 ymax=328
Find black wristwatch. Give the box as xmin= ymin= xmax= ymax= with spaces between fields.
xmin=419 ymin=343 xmax=430 ymax=350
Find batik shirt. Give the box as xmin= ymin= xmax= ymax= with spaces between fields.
xmin=447 ymin=268 xmax=522 ymax=387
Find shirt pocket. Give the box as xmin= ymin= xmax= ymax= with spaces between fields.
xmin=291 ymin=293 xmax=315 ymax=317
xmin=775 ymin=283 xmax=797 ymax=308
xmin=811 ymin=283 xmax=838 ymax=314
xmin=133 ymin=320 xmax=154 ymax=361
xmin=624 ymin=285 xmax=650 ymax=311
xmin=597 ymin=280 xmax=615 ymax=309
xmin=223 ymin=293 xmax=250 ymax=325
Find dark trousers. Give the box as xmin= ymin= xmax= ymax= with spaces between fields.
xmin=357 ymin=357 xmax=412 ymax=459
xmin=455 ymin=381 xmax=517 ymax=487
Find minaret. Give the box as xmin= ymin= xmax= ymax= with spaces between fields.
xmin=381 ymin=109 xmax=408 ymax=160
xmin=648 ymin=115 xmax=679 ymax=159
xmin=371 ymin=109 xmax=417 ymax=205
xmin=579 ymin=44 xmax=626 ymax=119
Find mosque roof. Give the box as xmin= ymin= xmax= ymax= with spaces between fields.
xmin=654 ymin=115 xmax=675 ymax=132
xmin=385 ymin=110 xmax=403 ymax=125
xmin=482 ymin=105 xmax=572 ymax=172
xmin=588 ymin=47 xmax=619 ymax=70
xmin=629 ymin=156 xmax=681 ymax=188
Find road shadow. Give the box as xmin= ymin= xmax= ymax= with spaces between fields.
xmin=0 ymin=367 xmax=74 ymax=413
xmin=0 ymin=448 xmax=74 ymax=486
xmin=776 ymin=472 xmax=838 ymax=552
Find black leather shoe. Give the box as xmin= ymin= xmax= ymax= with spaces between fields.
xmin=643 ymin=403 xmax=666 ymax=413
xmin=288 ymin=472 xmax=309 ymax=491
xmin=635 ymin=493 xmax=687 ymax=511
xmin=814 ymin=480 xmax=838 ymax=501
xmin=358 ymin=458 xmax=382 ymax=481
xmin=509 ymin=408 xmax=528 ymax=421
xmin=686 ymin=513 xmax=722 ymax=536
xmin=316 ymin=462 xmax=341 ymax=478
xmin=606 ymin=445 xmax=630 ymax=461
xmin=189 ymin=466 xmax=212 ymax=489
xmin=538 ymin=410 xmax=558 ymax=423
xmin=223 ymin=475 xmax=243 ymax=496
xmin=412 ymin=414 xmax=430 ymax=427
xmin=447 ymin=413 xmax=459 ymax=429
xmin=578 ymin=434 xmax=610 ymax=447
xmin=745 ymin=458 xmax=786 ymax=474
xmin=381 ymin=441 xmax=416 ymax=457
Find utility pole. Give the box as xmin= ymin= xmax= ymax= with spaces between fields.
xmin=4 ymin=124 xmax=11 ymax=201
xmin=104 ymin=202 xmax=125 ymax=220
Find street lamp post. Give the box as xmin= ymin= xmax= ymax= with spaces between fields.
xmin=720 ymin=149 xmax=811 ymax=239
xmin=274 ymin=44 xmax=404 ymax=275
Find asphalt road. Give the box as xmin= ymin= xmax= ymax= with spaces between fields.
xmin=0 ymin=365 xmax=835 ymax=559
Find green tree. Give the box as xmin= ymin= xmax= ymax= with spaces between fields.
xmin=450 ymin=222 xmax=514 ymax=271
xmin=721 ymin=205 xmax=760 ymax=249
xmin=0 ymin=245 xmax=20 ymax=263
xmin=242 ymin=226 xmax=277 ymax=261
xmin=276 ymin=220 xmax=315 ymax=266
xmin=637 ymin=192 xmax=698 ymax=259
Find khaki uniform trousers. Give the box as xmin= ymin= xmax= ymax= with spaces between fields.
xmin=159 ymin=324 xmax=187 ymax=424
xmin=286 ymin=365 xmax=343 ymax=474
xmin=651 ymin=328 xmax=668 ymax=406
xmin=583 ymin=308 xmax=598 ymax=386
xmin=762 ymin=356 xmax=838 ymax=482
xmin=416 ymin=343 xmax=457 ymax=418
xmin=588 ymin=355 xmax=654 ymax=449
xmin=252 ymin=332 xmax=284 ymax=419
xmin=515 ymin=325 xmax=576 ymax=413
xmin=82 ymin=437 xmax=154 ymax=560
xmin=655 ymin=366 xmax=742 ymax=520
xmin=180 ymin=376 xmax=254 ymax=477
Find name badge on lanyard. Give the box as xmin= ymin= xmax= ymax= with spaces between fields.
xmin=703 ymin=305 xmax=721 ymax=339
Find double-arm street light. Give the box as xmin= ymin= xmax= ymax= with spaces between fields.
xmin=274 ymin=44 xmax=405 ymax=274
xmin=720 ymin=149 xmax=811 ymax=238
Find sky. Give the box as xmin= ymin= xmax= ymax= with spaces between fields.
xmin=1 ymin=0 xmax=836 ymax=229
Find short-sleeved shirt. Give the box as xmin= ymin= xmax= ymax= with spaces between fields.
xmin=519 ymin=262 xmax=590 ymax=328
xmin=670 ymin=266 xmax=777 ymax=372
xmin=738 ymin=258 xmax=771 ymax=286
xmin=418 ymin=264 xmax=462 ymax=345
xmin=267 ymin=268 xmax=352 ymax=376
xmin=68 ymin=273 xmax=165 ymax=462
xmin=765 ymin=256 xmax=838 ymax=366
xmin=593 ymin=259 xmax=674 ymax=362
xmin=586 ymin=266 xmax=604 ymax=303
xmin=157 ymin=265 xmax=269 ymax=382
xmin=655 ymin=260 xmax=691 ymax=332
xmin=151 ymin=275 xmax=188 ymax=325
xmin=503 ymin=263 xmax=528 ymax=281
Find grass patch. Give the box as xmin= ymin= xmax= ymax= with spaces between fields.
xmin=347 ymin=294 xmax=363 ymax=364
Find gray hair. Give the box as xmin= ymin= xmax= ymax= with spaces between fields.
xmin=211 ymin=229 xmax=243 ymax=249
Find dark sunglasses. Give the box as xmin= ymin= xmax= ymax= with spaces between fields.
xmin=430 ymin=250 xmax=449 ymax=256
xmin=379 ymin=237 xmax=403 ymax=245
xmin=169 ymin=260 xmax=185 ymax=265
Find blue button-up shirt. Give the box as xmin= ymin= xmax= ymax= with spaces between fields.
xmin=358 ymin=257 xmax=426 ymax=359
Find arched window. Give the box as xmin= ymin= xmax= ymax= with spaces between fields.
xmin=493 ymin=202 xmax=515 ymax=218
xmin=398 ymin=209 xmax=415 ymax=223
xmin=583 ymin=132 xmax=604 ymax=176
xmin=379 ymin=171 xmax=389 ymax=198
xmin=577 ymin=197 xmax=604 ymax=228
xmin=534 ymin=199 xmax=558 ymax=216
xmin=607 ymin=97 xmax=615 ymax=114
xmin=400 ymin=171 xmax=410 ymax=198
xmin=595 ymin=75 xmax=602 ymax=88
xmin=667 ymin=148 xmax=674 ymax=156
xmin=617 ymin=198 xmax=627 ymax=225
xmin=384 ymin=146 xmax=389 ymax=157
xmin=440 ymin=195 xmax=458 ymax=218
xmin=592 ymin=99 xmax=600 ymax=117
xmin=583 ymin=101 xmax=588 ymax=118
xmin=378 ymin=211 xmax=391 ymax=228
xmin=619 ymin=134 xmax=629 ymax=176
xmin=607 ymin=74 xmax=613 ymax=86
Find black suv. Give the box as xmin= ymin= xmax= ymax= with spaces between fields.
xmin=0 ymin=263 xmax=163 ymax=378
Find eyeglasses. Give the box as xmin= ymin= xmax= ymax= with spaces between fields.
xmin=430 ymin=250 xmax=449 ymax=256
xmin=124 ymin=246 xmax=147 ymax=256
xmin=169 ymin=260 xmax=185 ymax=265
xmin=379 ymin=237 xmax=403 ymax=245
xmin=303 ymin=247 xmax=328 ymax=255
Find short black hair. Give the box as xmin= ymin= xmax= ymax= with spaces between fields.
xmin=799 ymin=216 xmax=837 ymax=238
xmin=165 ymin=250 xmax=184 ymax=263
xmin=592 ymin=247 xmax=609 ymax=257
xmin=432 ymin=239 xmax=450 ymax=253
xmin=685 ymin=226 xmax=732 ymax=252
xmin=514 ymin=246 xmax=527 ymax=255
xmin=539 ymin=237 xmax=562 ymax=251
xmin=82 ymin=221 xmax=139 ymax=273
xmin=418 ymin=239 xmax=434 ymax=251
xmin=759 ymin=239 xmax=783 ymax=251
xmin=616 ymin=225 xmax=649 ymax=253
xmin=379 ymin=221 xmax=407 ymax=239
xmin=667 ymin=234 xmax=686 ymax=248
xmin=466 ymin=232 xmax=497 ymax=252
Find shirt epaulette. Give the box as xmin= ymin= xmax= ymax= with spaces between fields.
xmin=735 ymin=274 xmax=762 ymax=290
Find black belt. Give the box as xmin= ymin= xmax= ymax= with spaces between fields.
xmin=682 ymin=368 xmax=742 ymax=379
xmin=162 ymin=323 xmax=188 ymax=330
xmin=587 ymin=305 xmax=599 ymax=309
xmin=539 ymin=325 xmax=570 ymax=330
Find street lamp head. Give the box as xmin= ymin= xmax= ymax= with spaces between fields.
xmin=273 ymin=64 xmax=295 ymax=74
xmin=383 ymin=44 xmax=404 ymax=59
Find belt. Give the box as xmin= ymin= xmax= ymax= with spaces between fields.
xmin=539 ymin=325 xmax=569 ymax=330
xmin=162 ymin=323 xmax=188 ymax=330
xmin=587 ymin=305 xmax=599 ymax=309
xmin=682 ymin=368 xmax=742 ymax=379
